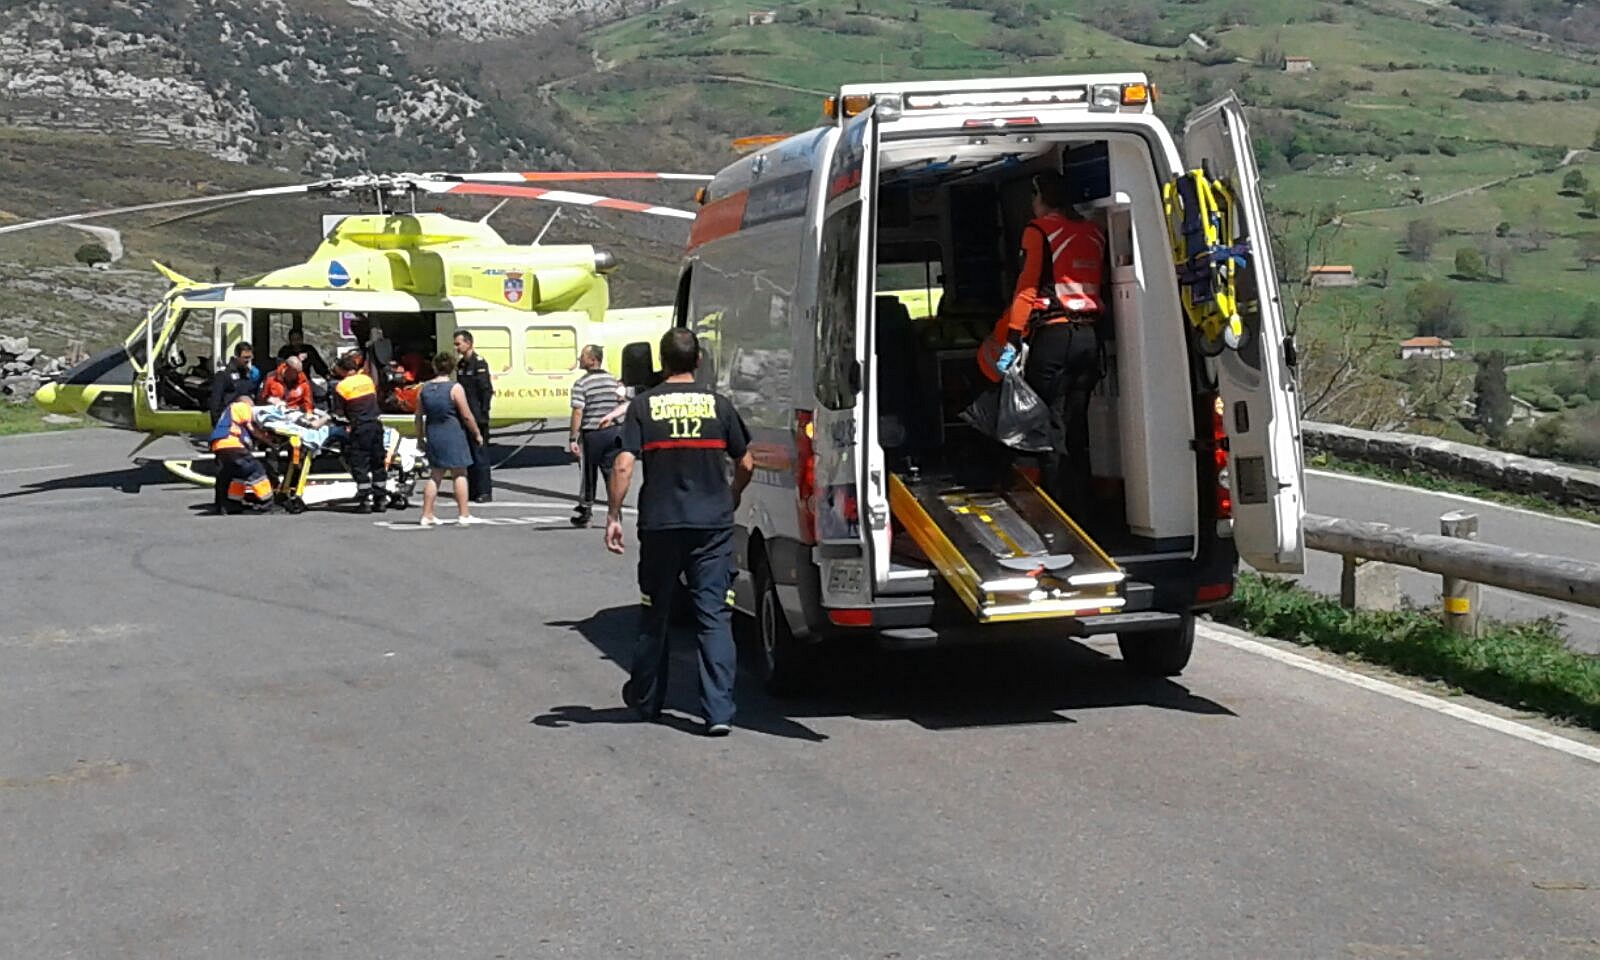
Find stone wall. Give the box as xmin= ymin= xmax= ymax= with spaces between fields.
xmin=1303 ymin=421 xmax=1600 ymax=511
xmin=1 ymin=336 xmax=71 ymax=404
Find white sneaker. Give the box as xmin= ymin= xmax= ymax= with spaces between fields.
xmin=457 ymin=515 xmax=486 ymax=526
xmin=419 ymin=516 xmax=444 ymax=528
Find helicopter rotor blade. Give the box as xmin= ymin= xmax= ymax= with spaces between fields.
xmin=0 ymin=181 xmax=330 ymax=237
xmin=414 ymin=180 xmax=696 ymax=220
xmin=442 ymin=171 xmax=712 ymax=184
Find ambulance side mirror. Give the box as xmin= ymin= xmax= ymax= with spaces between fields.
xmin=620 ymin=341 xmax=656 ymax=389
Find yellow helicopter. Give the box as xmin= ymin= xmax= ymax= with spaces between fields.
xmin=4 ymin=171 xmax=705 ymax=452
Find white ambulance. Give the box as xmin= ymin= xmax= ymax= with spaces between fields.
xmin=621 ymin=73 xmax=1304 ymax=692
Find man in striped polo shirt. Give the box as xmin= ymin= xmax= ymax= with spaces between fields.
xmin=568 ymin=344 xmax=628 ymax=528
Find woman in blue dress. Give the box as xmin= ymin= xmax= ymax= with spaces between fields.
xmin=414 ymin=352 xmax=485 ymax=527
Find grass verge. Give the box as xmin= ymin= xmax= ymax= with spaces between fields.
xmin=0 ymin=402 xmax=84 ymax=437
xmin=1216 ymin=573 xmax=1600 ymax=732
xmin=1309 ymin=452 xmax=1600 ymax=527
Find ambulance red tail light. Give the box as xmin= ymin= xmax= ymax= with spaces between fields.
xmin=794 ymin=409 xmax=818 ymax=543
xmin=961 ymin=117 xmax=1040 ymax=130
xmin=1207 ymin=393 xmax=1232 ymax=520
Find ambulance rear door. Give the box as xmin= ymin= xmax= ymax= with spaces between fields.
xmin=810 ymin=106 xmax=889 ymax=608
xmin=1181 ymin=94 xmax=1305 ymax=574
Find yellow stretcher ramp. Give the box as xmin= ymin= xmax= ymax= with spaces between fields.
xmin=888 ymin=470 xmax=1125 ymax=623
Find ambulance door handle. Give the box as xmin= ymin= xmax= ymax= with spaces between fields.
xmin=865 ymin=468 xmax=888 ymax=530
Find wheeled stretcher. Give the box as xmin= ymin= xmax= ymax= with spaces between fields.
xmin=256 ymin=407 xmax=427 ymax=514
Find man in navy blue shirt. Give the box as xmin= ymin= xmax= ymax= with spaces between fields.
xmin=605 ymin=328 xmax=753 ymax=736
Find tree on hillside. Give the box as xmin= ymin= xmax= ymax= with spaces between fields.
xmin=1407 ymin=281 xmax=1465 ymax=338
xmin=1579 ymin=233 xmax=1600 ymax=270
xmin=1473 ymin=350 xmax=1513 ymax=442
xmin=1454 ymin=246 xmax=1484 ymax=278
xmin=1495 ymin=221 xmax=1511 ymax=238
xmin=1587 ymin=190 xmax=1600 ymax=217
xmin=1404 ymin=218 xmax=1440 ymax=259
xmin=1562 ymin=169 xmax=1588 ymax=194
xmin=1578 ymin=303 xmax=1600 ymax=339
xmin=1485 ymin=238 xmax=1514 ymax=280
xmin=1527 ymin=203 xmax=1550 ymax=251
xmin=73 ymin=242 xmax=110 ymax=267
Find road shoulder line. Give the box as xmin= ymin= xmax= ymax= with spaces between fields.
xmin=1306 ymin=468 xmax=1600 ymax=531
xmin=1197 ymin=622 xmax=1600 ymax=765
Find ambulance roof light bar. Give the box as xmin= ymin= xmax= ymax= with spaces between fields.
xmin=825 ymin=82 xmax=1152 ymax=120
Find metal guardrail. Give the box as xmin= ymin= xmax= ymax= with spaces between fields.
xmin=1303 ymin=512 xmax=1600 ymax=634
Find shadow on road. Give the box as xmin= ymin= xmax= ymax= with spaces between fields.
xmin=533 ymin=605 xmax=1233 ymax=740
xmin=0 ymin=461 xmax=170 ymax=500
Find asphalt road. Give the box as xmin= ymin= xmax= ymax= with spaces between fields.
xmin=1299 ymin=469 xmax=1600 ymax=655
xmin=2 ymin=429 xmax=1599 ymax=959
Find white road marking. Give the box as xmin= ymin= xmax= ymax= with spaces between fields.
xmin=467 ymin=499 xmax=636 ymax=514
xmin=1198 ymin=622 xmax=1600 ymax=765
xmin=1307 ymin=469 xmax=1600 ymax=531
xmin=0 ymin=462 xmax=71 ymax=476
xmin=375 ymin=514 xmax=572 ymax=530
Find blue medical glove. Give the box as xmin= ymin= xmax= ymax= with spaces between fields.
xmin=996 ymin=344 xmax=1018 ymax=373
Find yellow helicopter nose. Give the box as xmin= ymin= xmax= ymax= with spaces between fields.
xmin=32 ymin=382 xmax=59 ymax=410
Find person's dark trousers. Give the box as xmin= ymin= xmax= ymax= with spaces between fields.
xmin=347 ymin=421 xmax=388 ymax=509
xmin=576 ymin=426 xmax=621 ymax=515
xmin=468 ymin=421 xmax=492 ymax=501
xmin=213 ymin=452 xmax=240 ymax=513
xmin=627 ymin=527 xmax=737 ymax=727
xmin=1025 ymin=321 xmax=1102 ymax=502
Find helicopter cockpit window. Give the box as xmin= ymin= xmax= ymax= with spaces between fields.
xmin=152 ymin=308 xmax=216 ymax=411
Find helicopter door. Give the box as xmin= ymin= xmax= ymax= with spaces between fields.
xmin=138 ymin=302 xmax=162 ymax=415
xmin=214 ymin=310 xmax=248 ymax=372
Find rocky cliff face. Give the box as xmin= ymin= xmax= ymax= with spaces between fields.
xmin=0 ymin=0 xmax=614 ymax=171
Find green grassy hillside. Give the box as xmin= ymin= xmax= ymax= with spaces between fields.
xmin=538 ymin=0 xmax=1600 ymax=453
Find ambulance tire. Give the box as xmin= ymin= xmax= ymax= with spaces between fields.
xmin=1117 ymin=614 xmax=1195 ymax=678
xmin=754 ymin=555 xmax=813 ymax=698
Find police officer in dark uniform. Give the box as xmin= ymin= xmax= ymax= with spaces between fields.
xmin=331 ymin=353 xmax=388 ymax=513
xmin=453 ymin=330 xmax=494 ymax=502
xmin=605 ymin=328 xmax=754 ymax=737
xmin=209 ymin=340 xmax=259 ymax=425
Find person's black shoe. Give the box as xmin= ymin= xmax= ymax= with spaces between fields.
xmin=355 ymin=501 xmax=372 ymax=515
xmin=371 ymin=499 xmax=386 ymax=514
xmin=705 ymin=722 xmax=732 ymax=738
xmin=471 ymin=494 xmax=493 ymax=504
xmin=622 ymin=680 xmax=659 ymax=721
xmin=571 ymin=508 xmax=591 ymax=528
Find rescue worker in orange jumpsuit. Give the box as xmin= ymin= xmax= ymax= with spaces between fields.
xmin=259 ymin=356 xmax=314 ymax=414
xmin=332 ymin=353 xmax=388 ymax=513
xmin=209 ymin=394 xmax=274 ymax=514
xmin=976 ymin=170 xmax=1107 ymax=498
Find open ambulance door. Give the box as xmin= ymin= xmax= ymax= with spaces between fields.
xmin=1181 ymin=94 xmax=1306 ymax=574
xmin=811 ymin=107 xmax=889 ymax=609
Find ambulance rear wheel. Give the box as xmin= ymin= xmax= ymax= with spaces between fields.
xmin=1117 ymin=614 xmax=1195 ymax=677
xmin=755 ymin=557 xmax=812 ymax=698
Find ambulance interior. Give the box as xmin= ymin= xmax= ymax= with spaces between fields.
xmin=867 ymin=132 xmax=1200 ymax=564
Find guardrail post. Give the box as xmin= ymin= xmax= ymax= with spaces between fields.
xmin=1340 ymin=556 xmax=1358 ymax=610
xmin=1439 ymin=511 xmax=1480 ymax=636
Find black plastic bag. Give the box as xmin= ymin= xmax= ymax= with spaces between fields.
xmin=959 ymin=365 xmax=1053 ymax=452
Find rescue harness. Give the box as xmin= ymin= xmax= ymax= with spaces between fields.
xmin=1163 ymin=166 xmax=1248 ymax=355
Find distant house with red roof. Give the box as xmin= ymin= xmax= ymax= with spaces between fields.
xmin=1400 ymin=336 xmax=1456 ymax=360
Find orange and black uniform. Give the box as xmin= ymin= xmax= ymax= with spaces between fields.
xmin=208 ymin=399 xmax=271 ymax=512
xmin=976 ymin=211 xmax=1107 ymax=496
xmin=333 ymin=370 xmax=388 ymax=510
xmin=259 ymin=363 xmax=314 ymax=414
